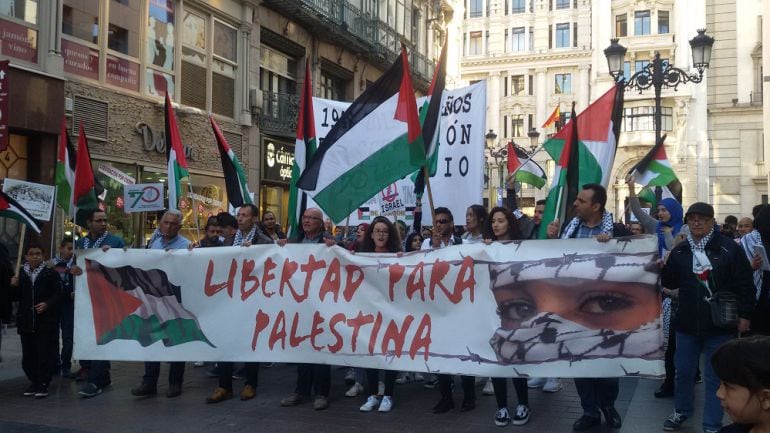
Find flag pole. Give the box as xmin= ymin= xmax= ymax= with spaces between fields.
xmin=422 ymin=165 xmax=436 ymax=221
xmin=15 ymin=224 xmax=26 ymax=277
xmin=186 ymin=177 xmax=201 ymax=242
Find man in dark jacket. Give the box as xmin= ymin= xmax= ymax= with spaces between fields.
xmin=661 ymin=202 xmax=755 ymax=433
xmin=11 ymin=243 xmax=62 ymax=398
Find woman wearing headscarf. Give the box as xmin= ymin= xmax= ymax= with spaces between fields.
xmin=626 ymin=175 xmax=687 ymax=398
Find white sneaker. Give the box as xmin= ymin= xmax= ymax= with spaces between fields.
xmin=542 ymin=378 xmax=563 ymax=393
xmin=494 ymin=407 xmax=511 ymax=427
xmin=378 ymin=381 xmax=385 ymax=396
xmin=527 ymin=377 xmax=547 ymax=388
xmin=512 ymin=404 xmax=530 ymax=425
xmin=345 ymin=382 xmax=364 ymax=397
xmin=360 ymin=395 xmax=380 ymax=412
xmin=482 ymin=378 xmax=495 ymax=395
xmin=378 ymin=395 xmax=393 ymax=412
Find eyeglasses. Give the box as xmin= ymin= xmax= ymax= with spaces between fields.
xmin=434 ymin=219 xmax=451 ymax=224
xmin=373 ymin=230 xmax=389 ymax=236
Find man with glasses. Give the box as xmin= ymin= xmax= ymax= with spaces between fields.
xmin=422 ymin=207 xmax=462 ymax=250
xmin=279 ymin=207 xmax=335 ymax=410
xmin=661 ymin=202 xmax=754 ymax=433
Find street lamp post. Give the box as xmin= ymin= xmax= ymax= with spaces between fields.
xmin=604 ymin=29 xmax=715 ymax=150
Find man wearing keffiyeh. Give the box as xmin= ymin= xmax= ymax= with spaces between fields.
xmin=546 ymin=183 xmax=631 ymax=431
xmin=661 ymin=202 xmax=755 ymax=433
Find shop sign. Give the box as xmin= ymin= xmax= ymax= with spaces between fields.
xmin=62 ymin=39 xmax=99 ymax=80
xmin=0 ymin=19 xmax=37 ymax=63
xmin=124 ymin=183 xmax=165 ymax=213
xmin=0 ymin=60 xmax=7 ymax=152
xmin=262 ymin=140 xmax=294 ymax=184
xmin=98 ymin=163 xmax=136 ymax=185
xmin=136 ymin=122 xmax=194 ymax=161
xmin=106 ymin=55 xmax=140 ymax=92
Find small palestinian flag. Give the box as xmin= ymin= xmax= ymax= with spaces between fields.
xmin=507 ymin=142 xmax=546 ymax=189
xmin=0 ymin=190 xmax=42 ymax=234
xmin=211 ymin=116 xmax=252 ymax=208
xmin=357 ymin=207 xmax=371 ymax=221
xmin=629 ymin=134 xmax=682 ymax=202
xmin=85 ymin=259 xmax=214 ymax=347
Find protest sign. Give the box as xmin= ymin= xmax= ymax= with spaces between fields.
xmin=2 ymin=178 xmax=55 ymax=221
xmin=75 ymin=235 xmax=663 ymax=378
xmin=123 ymin=183 xmax=165 ymax=213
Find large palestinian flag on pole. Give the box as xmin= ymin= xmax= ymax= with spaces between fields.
xmin=508 ymin=142 xmax=546 ymax=189
xmin=0 ymin=190 xmax=42 ymax=234
xmin=165 ymin=93 xmax=190 ymax=211
xmin=55 ymin=119 xmax=76 ymax=220
xmin=297 ymin=47 xmax=425 ymax=223
xmin=539 ymin=104 xmax=579 ymax=238
xmin=73 ymin=124 xmax=99 ymax=226
xmin=211 ymin=116 xmax=252 ymax=208
xmin=574 ymin=83 xmax=624 ymax=188
xmin=413 ymin=40 xmax=447 ymax=197
xmin=85 ymin=259 xmax=213 ymax=347
xmin=287 ymin=60 xmax=317 ymax=238
xmin=629 ymin=134 xmax=682 ymax=202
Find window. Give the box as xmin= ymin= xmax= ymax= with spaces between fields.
xmin=469 ymin=31 xmax=482 ymax=55
xmin=469 ymin=0 xmax=482 ymax=18
xmin=511 ymin=115 xmax=524 ymax=137
xmin=211 ymin=20 xmax=237 ymax=117
xmin=658 ymin=11 xmax=669 ymax=34
xmin=320 ymin=71 xmax=347 ymax=101
xmin=528 ymin=27 xmax=534 ymax=51
xmin=260 ymin=46 xmax=297 ymax=124
xmin=511 ymin=75 xmax=524 ymax=95
xmin=615 ymin=14 xmax=627 ymax=37
xmin=635 ymin=60 xmax=649 ymax=74
xmin=573 ymin=23 xmax=577 ymax=48
xmin=62 ymin=0 xmax=100 ymax=80
xmin=528 ymin=75 xmax=533 ymax=95
xmin=503 ymin=115 xmax=507 ymax=137
xmin=555 ymin=23 xmax=569 ymax=48
xmin=555 ymin=73 xmax=571 ymax=94
xmin=622 ymin=106 xmax=673 ymax=132
xmin=623 ymin=61 xmax=631 ymax=79
xmin=511 ymin=27 xmax=525 ymax=52
xmin=555 ymin=0 xmax=569 ymax=9
xmin=528 ymin=114 xmax=534 ymax=131
xmin=511 ymin=0 xmax=525 ymax=13
xmin=634 ymin=10 xmax=650 ymax=36
xmin=0 ymin=0 xmax=39 ymax=63
xmin=503 ymin=76 xmax=508 ymax=96
xmin=106 ymin=0 xmax=140 ymax=91
xmin=146 ymin=0 xmax=176 ymax=97
xmin=504 ymin=28 xmax=508 ymax=52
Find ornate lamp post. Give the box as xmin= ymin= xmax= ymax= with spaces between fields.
xmin=603 ymin=29 xmax=715 ymax=148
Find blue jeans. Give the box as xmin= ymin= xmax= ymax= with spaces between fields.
xmin=674 ymin=332 xmax=733 ymax=432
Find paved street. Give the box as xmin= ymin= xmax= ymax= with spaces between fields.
xmin=0 ymin=330 xmax=708 ymax=433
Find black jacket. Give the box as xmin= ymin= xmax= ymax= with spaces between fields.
xmin=661 ymin=233 xmax=755 ymax=336
xmin=14 ymin=266 xmax=62 ymax=334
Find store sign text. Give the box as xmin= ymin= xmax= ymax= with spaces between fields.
xmin=136 ymin=122 xmax=194 ymax=161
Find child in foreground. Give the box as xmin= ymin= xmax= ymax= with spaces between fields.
xmin=712 ymin=336 xmax=770 ymax=433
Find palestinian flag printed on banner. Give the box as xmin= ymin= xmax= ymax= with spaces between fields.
xmin=539 ymin=105 xmax=579 ymax=239
xmin=297 ymin=47 xmax=425 ymax=223
xmin=0 ymin=190 xmax=42 ymax=234
xmin=629 ymin=134 xmax=683 ymax=202
xmin=73 ymin=124 xmax=99 ymax=226
xmin=507 ymin=142 xmax=546 ymax=189
xmin=165 ymin=93 xmax=190 ymax=211
xmin=55 ymin=119 xmax=76 ymax=220
xmin=85 ymin=259 xmax=214 ymax=347
xmin=211 ymin=116 xmax=252 ymax=208
xmin=287 ymin=59 xmax=318 ymax=238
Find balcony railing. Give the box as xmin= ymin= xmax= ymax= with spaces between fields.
xmin=260 ymin=91 xmax=300 ymax=138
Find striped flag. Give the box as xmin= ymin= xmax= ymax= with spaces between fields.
xmin=287 ymin=60 xmax=317 ymax=237
xmin=507 ymin=142 xmax=546 ymax=189
xmin=413 ymin=40 xmax=447 ymax=197
xmin=165 ymin=93 xmax=190 ymax=211
xmin=85 ymin=259 xmax=213 ymax=347
xmin=629 ymin=135 xmax=682 ymax=202
xmin=73 ymin=124 xmax=99 ymax=226
xmin=55 ymin=119 xmax=76 ymax=219
xmin=210 ymin=116 xmax=252 ymax=208
xmin=297 ymin=47 xmax=425 ymax=223
xmin=0 ymin=190 xmax=42 ymax=234
xmin=542 ymin=105 xmax=560 ymax=129
xmin=539 ymin=104 xmax=579 ymax=238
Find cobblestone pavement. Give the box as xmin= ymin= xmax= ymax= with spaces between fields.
xmin=0 ymin=330 xmax=709 ymax=433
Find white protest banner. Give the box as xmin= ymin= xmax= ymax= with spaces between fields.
xmin=123 ymin=183 xmax=165 ymax=213
xmin=311 ymin=82 xmax=485 ymax=226
xmin=1 ymin=178 xmax=56 ymax=221
xmin=74 ymin=235 xmax=663 ymax=378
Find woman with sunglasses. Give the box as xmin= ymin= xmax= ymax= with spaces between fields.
xmin=357 ymin=216 xmax=403 ymax=413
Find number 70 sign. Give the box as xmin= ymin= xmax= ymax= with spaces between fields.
xmin=123 ymin=183 xmax=165 ymax=213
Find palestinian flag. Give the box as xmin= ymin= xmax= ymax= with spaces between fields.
xmin=413 ymin=40 xmax=447 ymax=197
xmin=165 ymin=93 xmax=190 ymax=211
xmin=574 ymin=83 xmax=624 ymax=188
xmin=542 ymin=105 xmax=561 ymax=129
xmin=297 ymin=47 xmax=425 ymax=223
xmin=357 ymin=207 xmax=371 ymax=221
xmin=507 ymin=142 xmax=546 ymax=189
xmin=85 ymin=259 xmax=214 ymax=347
xmin=287 ymin=59 xmax=317 ymax=238
xmin=0 ymin=190 xmax=42 ymax=234
xmin=629 ymin=134 xmax=682 ymax=202
xmin=55 ymin=119 xmax=75 ymax=220
xmin=539 ymin=104 xmax=579 ymax=239
xmin=211 ymin=116 xmax=252 ymax=208
xmin=73 ymin=124 xmax=99 ymax=226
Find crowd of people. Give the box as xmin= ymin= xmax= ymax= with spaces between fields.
xmin=1 ymin=183 xmax=770 ymax=433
